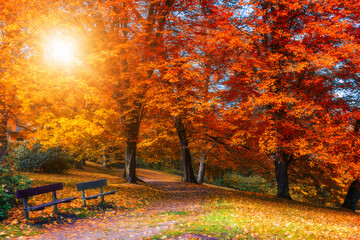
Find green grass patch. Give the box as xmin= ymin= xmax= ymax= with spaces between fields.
xmin=151 ymin=196 xmax=360 ymax=240
xmin=0 ymin=223 xmax=40 ymax=239
xmin=164 ymin=211 xmax=188 ymax=216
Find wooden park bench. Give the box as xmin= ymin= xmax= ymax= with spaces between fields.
xmin=16 ymin=183 xmax=78 ymax=220
xmin=77 ymin=179 xmax=118 ymax=207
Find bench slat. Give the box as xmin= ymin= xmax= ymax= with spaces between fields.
xmin=16 ymin=183 xmax=63 ymax=199
xmin=26 ymin=197 xmax=78 ymax=211
xmin=82 ymin=190 xmax=119 ymax=200
xmin=77 ymin=179 xmax=118 ymax=207
xmin=77 ymin=179 xmax=107 ymax=191
xmin=83 ymin=195 xmax=99 ymax=200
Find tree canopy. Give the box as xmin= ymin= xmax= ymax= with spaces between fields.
xmin=1 ymin=0 xmax=360 ymax=209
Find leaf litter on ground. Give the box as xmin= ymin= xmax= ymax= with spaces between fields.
xmin=2 ymin=162 xmax=359 ymax=240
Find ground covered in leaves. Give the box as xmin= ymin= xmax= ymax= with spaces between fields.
xmin=1 ymin=163 xmax=359 ymax=239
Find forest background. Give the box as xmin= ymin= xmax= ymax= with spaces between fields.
xmin=1 ymin=0 xmax=360 ymax=212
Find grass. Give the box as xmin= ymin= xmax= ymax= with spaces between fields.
xmin=1 ymin=162 xmax=359 ymax=239
xmin=0 ymin=161 xmax=167 ymax=239
xmin=153 ymin=195 xmax=360 ymax=239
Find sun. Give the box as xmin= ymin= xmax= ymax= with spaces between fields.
xmin=48 ymin=37 xmax=75 ymax=63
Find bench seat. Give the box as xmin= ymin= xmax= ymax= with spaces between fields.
xmin=16 ymin=183 xmax=77 ymax=219
xmin=77 ymin=179 xmax=118 ymax=207
xmin=82 ymin=191 xmax=118 ymax=200
xmin=26 ymin=197 xmax=78 ymax=211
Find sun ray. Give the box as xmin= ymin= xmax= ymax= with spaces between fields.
xmin=48 ymin=36 xmax=74 ymax=64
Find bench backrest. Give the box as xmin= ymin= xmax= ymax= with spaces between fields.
xmin=16 ymin=183 xmax=63 ymax=199
xmin=77 ymin=179 xmax=107 ymax=191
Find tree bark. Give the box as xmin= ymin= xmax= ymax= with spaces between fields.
xmin=273 ymin=150 xmax=293 ymax=199
xmin=102 ymin=153 xmax=107 ymax=167
xmin=0 ymin=116 xmax=9 ymax=158
xmin=341 ymin=120 xmax=360 ymax=211
xmin=74 ymin=161 xmax=83 ymax=169
xmin=125 ymin=141 xmax=137 ymax=183
xmin=197 ymin=160 xmax=206 ymax=184
xmin=342 ymin=179 xmax=360 ymax=211
xmin=122 ymin=105 xmax=142 ymax=184
xmin=102 ymin=148 xmax=109 ymax=168
xmin=197 ymin=143 xmax=216 ymax=184
xmin=175 ymin=116 xmax=197 ymax=183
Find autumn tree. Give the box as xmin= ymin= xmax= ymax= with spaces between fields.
xmin=4 ymin=0 xmax=169 ymax=182
xmin=0 ymin=1 xmax=35 ymax=157
xmin=8 ymin=0 xmax=226 ymax=184
xmin=330 ymin=0 xmax=360 ymax=210
xmin=73 ymin=0 xmax=236 ymax=183
xmin=221 ymin=0 xmax=360 ymax=199
xmin=145 ymin=1 xmax=238 ymax=183
xmin=65 ymin=0 xmax=191 ymax=183
xmin=1 ymin=0 xmax=114 ymax=170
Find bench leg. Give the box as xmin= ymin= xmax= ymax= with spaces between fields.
xmin=22 ymin=199 xmax=29 ymax=220
xmin=100 ymin=187 xmax=104 ymax=204
xmin=81 ymin=190 xmax=86 ymax=207
xmin=53 ymin=191 xmax=58 ymax=215
xmin=24 ymin=210 xmax=29 ymax=220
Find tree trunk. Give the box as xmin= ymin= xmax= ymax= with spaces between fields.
xmin=197 ymin=143 xmax=216 ymax=184
xmin=74 ymin=161 xmax=83 ymax=169
xmin=121 ymin=110 xmax=141 ymax=184
xmin=273 ymin=150 xmax=293 ymax=199
xmin=342 ymin=179 xmax=360 ymax=211
xmin=125 ymin=141 xmax=137 ymax=183
xmin=121 ymin=100 xmax=143 ymax=183
xmin=197 ymin=160 xmax=206 ymax=184
xmin=341 ymin=120 xmax=360 ymax=211
xmin=121 ymin=108 xmax=141 ymax=184
xmin=175 ymin=116 xmax=197 ymax=183
xmin=102 ymin=150 xmax=109 ymax=168
xmin=0 ymin=116 xmax=9 ymax=158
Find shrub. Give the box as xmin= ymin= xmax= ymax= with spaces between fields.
xmin=213 ymin=172 xmax=276 ymax=194
xmin=13 ymin=142 xmax=73 ymax=173
xmin=0 ymin=159 xmax=31 ymax=221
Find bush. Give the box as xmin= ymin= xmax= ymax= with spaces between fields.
xmin=13 ymin=142 xmax=73 ymax=173
xmin=0 ymin=159 xmax=31 ymax=221
xmin=213 ymin=172 xmax=276 ymax=194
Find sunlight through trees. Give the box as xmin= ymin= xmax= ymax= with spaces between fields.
xmin=1 ymin=0 xmax=359 ymax=211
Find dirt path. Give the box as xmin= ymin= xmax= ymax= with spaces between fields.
xmin=20 ymin=170 xmax=229 ymax=240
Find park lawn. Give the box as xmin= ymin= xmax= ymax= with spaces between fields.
xmin=0 ymin=161 xmax=167 ymax=239
xmin=153 ymin=193 xmax=360 ymax=239
xmin=0 ymin=163 xmax=359 ymax=239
